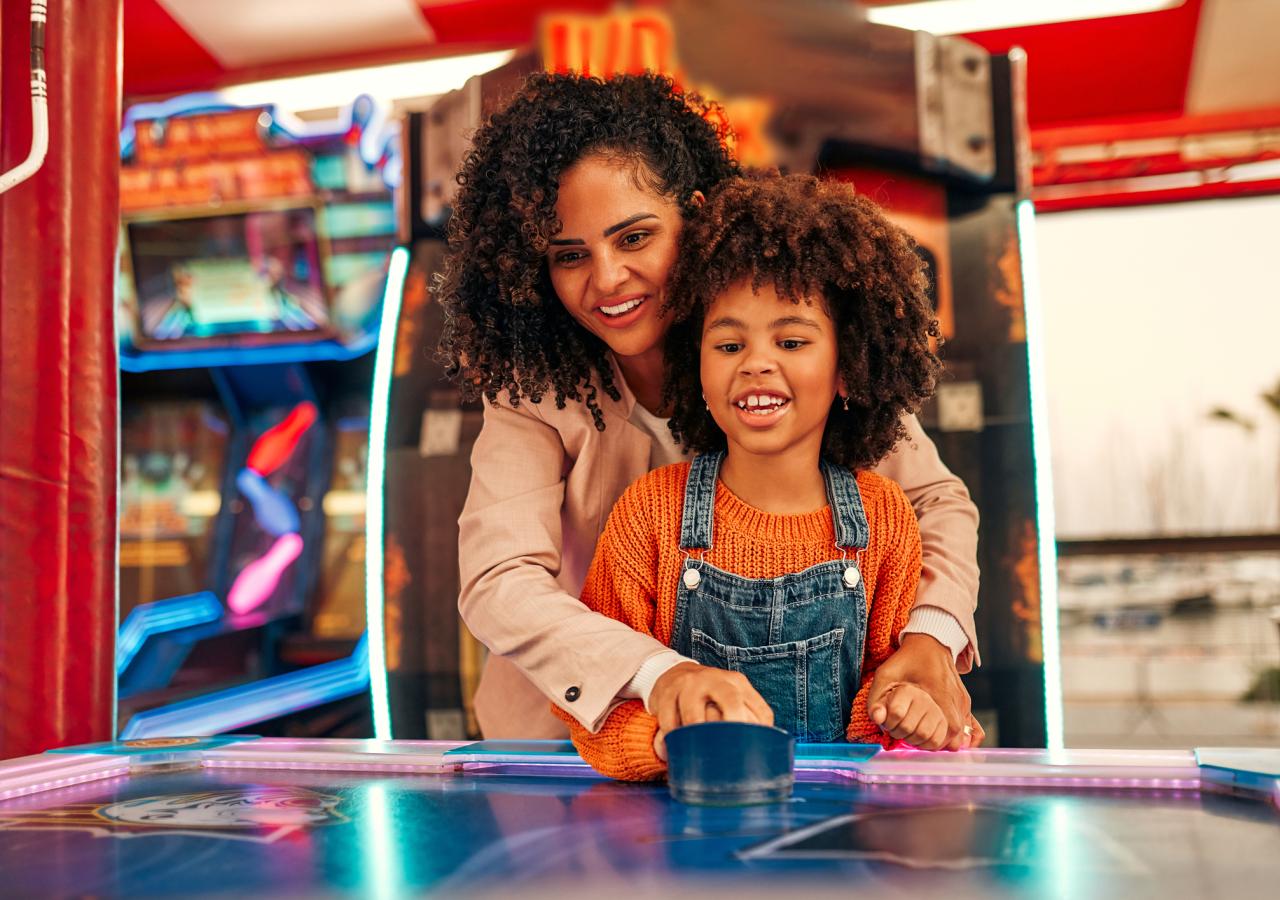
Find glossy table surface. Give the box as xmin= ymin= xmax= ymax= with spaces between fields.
xmin=1 ymin=737 xmax=1277 ymax=898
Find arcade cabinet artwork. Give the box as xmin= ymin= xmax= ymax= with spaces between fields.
xmin=115 ymin=96 xmax=399 ymax=739
xmin=376 ymin=7 xmax=1051 ymax=747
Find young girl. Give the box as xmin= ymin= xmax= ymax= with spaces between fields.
xmin=554 ymin=174 xmax=949 ymax=781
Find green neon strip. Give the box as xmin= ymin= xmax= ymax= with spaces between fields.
xmin=365 ymin=246 xmax=409 ymax=739
xmin=1017 ymin=199 xmax=1064 ymax=750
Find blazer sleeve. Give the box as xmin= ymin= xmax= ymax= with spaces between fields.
xmin=871 ymin=413 xmax=982 ymax=671
xmin=550 ymin=492 xmax=668 ymax=781
xmin=457 ymin=400 xmax=670 ymax=732
xmin=847 ymin=479 xmax=924 ymax=746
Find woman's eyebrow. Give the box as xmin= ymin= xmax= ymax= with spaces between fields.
xmin=603 ymin=212 xmax=657 ymax=236
xmin=550 ymin=212 xmax=658 ymax=245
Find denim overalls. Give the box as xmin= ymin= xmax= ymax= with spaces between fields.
xmin=670 ymin=452 xmax=869 ymax=743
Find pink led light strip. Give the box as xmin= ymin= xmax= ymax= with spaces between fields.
xmin=0 ymin=763 xmax=131 ymax=801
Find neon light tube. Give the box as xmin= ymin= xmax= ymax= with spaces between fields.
xmin=1017 ymin=199 xmax=1064 ymax=750
xmin=116 ymin=592 xmax=224 ymax=675
xmin=119 ymin=635 xmax=369 ymax=738
xmin=365 ymin=247 xmax=409 ymax=739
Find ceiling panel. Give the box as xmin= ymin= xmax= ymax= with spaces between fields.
xmin=1185 ymin=0 xmax=1280 ymax=113
xmin=160 ymin=0 xmax=435 ymax=68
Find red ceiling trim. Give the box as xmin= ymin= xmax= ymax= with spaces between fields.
xmin=1035 ymin=106 xmax=1280 ymax=146
xmin=1032 ymin=106 xmax=1280 ymax=204
xmin=1034 ymin=177 xmax=1280 ymax=213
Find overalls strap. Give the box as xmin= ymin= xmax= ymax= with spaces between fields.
xmin=819 ymin=460 xmax=870 ymax=551
xmin=678 ymin=451 xmax=724 ymax=550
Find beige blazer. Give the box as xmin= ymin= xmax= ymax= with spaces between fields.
xmin=458 ymin=358 xmax=980 ymax=739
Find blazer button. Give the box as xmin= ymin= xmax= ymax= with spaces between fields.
xmin=564 ymin=686 xmax=581 ymax=702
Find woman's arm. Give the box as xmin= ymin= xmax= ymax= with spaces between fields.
xmin=458 ymin=400 xmax=670 ymax=732
xmin=871 ymin=413 xmax=981 ymax=670
xmin=551 ymin=487 xmax=667 ymax=781
xmin=847 ymin=478 xmax=925 ymax=746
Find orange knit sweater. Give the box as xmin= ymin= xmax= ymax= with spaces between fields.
xmin=552 ymin=461 xmax=922 ymax=781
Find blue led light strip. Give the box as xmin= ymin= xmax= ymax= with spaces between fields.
xmin=119 ymin=332 xmax=379 ymax=373
xmin=365 ymin=246 xmax=409 ymax=739
xmin=1017 ymin=199 xmax=1064 ymax=750
xmin=119 ymin=635 xmax=370 ymax=739
xmin=116 ymin=592 xmax=224 ymax=675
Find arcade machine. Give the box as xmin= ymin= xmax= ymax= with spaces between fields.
xmin=114 ymin=95 xmax=402 ymax=739
xmin=376 ymin=6 xmax=1052 ymax=748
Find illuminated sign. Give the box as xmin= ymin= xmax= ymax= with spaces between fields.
xmin=122 ymin=108 xmax=314 ymax=213
xmin=539 ymin=9 xmax=774 ymax=167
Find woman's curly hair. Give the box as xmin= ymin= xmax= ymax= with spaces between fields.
xmin=435 ymin=72 xmax=740 ymax=429
xmin=663 ymin=174 xmax=943 ymax=471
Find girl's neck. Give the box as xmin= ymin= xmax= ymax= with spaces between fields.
xmin=719 ymin=447 xmax=827 ymax=515
xmin=614 ymin=346 xmax=669 ymax=417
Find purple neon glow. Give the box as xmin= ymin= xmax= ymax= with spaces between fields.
xmin=235 ymin=468 xmax=300 ymax=536
xmin=204 ymin=760 xmax=453 ymax=773
xmin=227 ymin=532 xmax=304 ymax=614
xmin=0 ymin=767 xmax=131 ymax=801
xmin=856 ymin=773 xmax=1201 ymax=790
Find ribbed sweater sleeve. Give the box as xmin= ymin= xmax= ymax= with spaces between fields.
xmin=847 ymin=476 xmax=923 ymax=745
xmin=550 ymin=478 xmax=668 ymax=781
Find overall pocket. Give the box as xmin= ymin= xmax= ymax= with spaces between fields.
xmin=691 ymin=627 xmax=846 ymax=743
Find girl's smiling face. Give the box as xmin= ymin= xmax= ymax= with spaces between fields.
xmin=701 ymin=279 xmax=842 ymax=464
xmin=547 ymin=153 xmax=685 ymax=362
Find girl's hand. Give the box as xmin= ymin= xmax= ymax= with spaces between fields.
xmin=649 ymin=662 xmax=774 ymax=760
xmin=870 ymin=682 xmax=951 ymax=750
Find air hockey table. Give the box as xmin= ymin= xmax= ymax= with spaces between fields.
xmin=2 ymin=736 xmax=1277 ymax=898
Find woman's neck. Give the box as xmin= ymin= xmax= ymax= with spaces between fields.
xmin=719 ymin=447 xmax=827 ymax=515
xmin=614 ymin=346 xmax=669 ymax=417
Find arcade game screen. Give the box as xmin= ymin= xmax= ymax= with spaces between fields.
xmin=126 ymin=206 xmax=331 ymax=345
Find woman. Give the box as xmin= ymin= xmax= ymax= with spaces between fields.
xmin=437 ymin=72 xmax=982 ymax=748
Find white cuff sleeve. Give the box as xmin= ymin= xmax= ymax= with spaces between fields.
xmin=618 ymin=649 xmax=694 ymax=712
xmin=898 ymin=606 xmax=969 ymax=663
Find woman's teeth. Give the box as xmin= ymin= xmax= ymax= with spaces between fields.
xmin=737 ymin=395 xmax=789 ymax=415
xmin=599 ymin=297 xmax=644 ymax=317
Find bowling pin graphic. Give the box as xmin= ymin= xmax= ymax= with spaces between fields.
xmin=236 ymin=468 xmax=300 ymax=536
xmin=227 ymin=532 xmax=304 ymax=615
xmin=247 ymin=402 xmax=317 ymax=477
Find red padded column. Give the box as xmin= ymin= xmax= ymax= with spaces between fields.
xmin=0 ymin=0 xmax=122 ymax=758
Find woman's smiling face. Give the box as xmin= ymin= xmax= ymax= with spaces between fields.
xmin=547 ymin=153 xmax=685 ymax=362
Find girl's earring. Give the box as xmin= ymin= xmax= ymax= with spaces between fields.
xmin=703 ymin=393 xmax=709 ymax=411
xmin=841 ymin=395 xmax=850 ymax=412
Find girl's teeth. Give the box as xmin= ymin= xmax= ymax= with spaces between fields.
xmin=736 ymin=395 xmax=788 ymax=412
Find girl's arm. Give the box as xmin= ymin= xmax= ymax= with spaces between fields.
xmin=847 ymin=478 xmax=924 ymax=746
xmin=550 ymin=486 xmax=668 ymax=781
xmin=458 ymin=400 xmax=671 ymax=732
xmin=872 ymin=413 xmax=981 ymax=670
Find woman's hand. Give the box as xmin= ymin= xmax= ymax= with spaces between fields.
xmin=867 ymin=633 xmax=983 ymax=750
xmin=649 ymin=662 xmax=774 ymax=760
